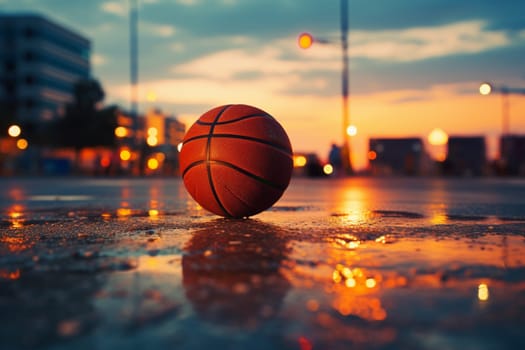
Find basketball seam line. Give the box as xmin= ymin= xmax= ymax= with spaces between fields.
xmin=182 ymin=159 xmax=287 ymax=192
xmin=182 ymin=134 xmax=292 ymax=157
xmin=196 ymin=113 xmax=272 ymax=125
xmin=206 ymin=105 xmax=233 ymax=217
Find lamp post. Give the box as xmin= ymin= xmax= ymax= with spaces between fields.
xmin=298 ymin=0 xmax=353 ymax=175
xmin=479 ymin=82 xmax=525 ymax=135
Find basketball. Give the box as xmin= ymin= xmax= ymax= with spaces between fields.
xmin=179 ymin=104 xmax=293 ymax=218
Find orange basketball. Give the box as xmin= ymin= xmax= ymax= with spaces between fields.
xmin=179 ymin=104 xmax=293 ymax=218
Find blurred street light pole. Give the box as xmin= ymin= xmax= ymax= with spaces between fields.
xmin=480 ymin=82 xmax=525 ymax=135
xmin=130 ymin=0 xmax=139 ymax=144
xmin=298 ymin=0 xmax=353 ymax=175
xmin=340 ymin=0 xmax=352 ymax=175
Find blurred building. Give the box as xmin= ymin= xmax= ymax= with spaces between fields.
xmin=0 ymin=14 xmax=90 ymax=124
xmin=368 ymin=138 xmax=428 ymax=176
xmin=444 ymin=136 xmax=487 ymax=176
xmin=141 ymin=108 xmax=186 ymax=175
xmin=499 ymin=135 xmax=525 ymax=175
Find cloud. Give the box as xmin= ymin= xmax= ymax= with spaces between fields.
xmin=171 ymin=44 xmax=338 ymax=80
xmin=100 ymin=1 xmax=127 ymax=17
xmin=351 ymin=20 xmax=509 ymax=62
xmin=141 ymin=22 xmax=176 ymax=37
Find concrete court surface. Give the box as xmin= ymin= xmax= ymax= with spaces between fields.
xmin=1 ymin=177 xmax=524 ymax=350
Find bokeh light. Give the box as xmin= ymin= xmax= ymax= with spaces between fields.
xmin=428 ymin=128 xmax=449 ymax=146
xmin=16 ymin=139 xmax=28 ymax=150
xmin=323 ymin=164 xmax=334 ymax=175
xmin=346 ymin=125 xmax=357 ymax=137
xmin=294 ymin=155 xmax=307 ymax=167
xmin=298 ymin=32 xmax=313 ymax=49
xmin=114 ymin=126 xmax=128 ymax=138
xmin=478 ymin=283 xmax=489 ymax=301
xmin=479 ymin=82 xmax=492 ymax=95
xmin=147 ymin=158 xmax=159 ymax=170
xmin=120 ymin=149 xmax=131 ymax=161
xmin=8 ymin=125 xmax=21 ymax=137
xmin=147 ymin=135 xmax=158 ymax=146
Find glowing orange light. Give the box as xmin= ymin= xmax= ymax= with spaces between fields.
xmin=294 ymin=155 xmax=307 ymax=167
xmin=8 ymin=207 xmax=25 ymax=228
xmin=16 ymin=139 xmax=28 ymax=150
xmin=345 ymin=277 xmax=356 ymax=288
xmin=147 ymin=158 xmax=159 ymax=170
xmin=332 ymin=270 xmax=342 ymax=283
xmin=478 ymin=283 xmax=489 ymax=301
xmin=366 ymin=278 xmax=377 ymax=288
xmin=368 ymin=150 xmax=377 ymax=160
xmin=120 ymin=149 xmax=131 ymax=161
xmin=148 ymin=209 xmax=159 ymax=217
xmin=147 ymin=135 xmax=158 ymax=146
xmin=0 ymin=269 xmax=20 ymax=280
xmin=428 ymin=128 xmax=448 ymax=146
xmin=155 ymin=152 xmax=165 ymax=162
xmin=298 ymin=336 xmax=313 ymax=350
xmin=298 ymin=32 xmax=314 ymax=49
xmin=100 ymin=156 xmax=111 ymax=168
xmin=147 ymin=127 xmax=158 ymax=136
xmin=115 ymin=126 xmax=128 ymax=138
xmin=117 ymin=208 xmax=132 ymax=217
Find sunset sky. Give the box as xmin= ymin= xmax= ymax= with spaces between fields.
xmin=2 ymin=0 xmax=525 ymax=169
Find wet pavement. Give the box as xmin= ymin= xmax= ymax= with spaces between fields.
xmin=1 ymin=177 xmax=524 ymax=350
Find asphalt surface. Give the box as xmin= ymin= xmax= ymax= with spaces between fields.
xmin=1 ymin=177 xmax=524 ymax=350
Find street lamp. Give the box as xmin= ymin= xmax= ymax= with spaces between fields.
xmin=297 ymin=0 xmax=353 ymax=175
xmin=479 ymin=82 xmax=525 ymax=135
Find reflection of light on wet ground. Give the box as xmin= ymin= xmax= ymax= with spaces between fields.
xmin=0 ymin=269 xmax=20 ymax=280
xmin=478 ymin=283 xmax=489 ymax=301
xmin=136 ymin=255 xmax=181 ymax=274
xmin=284 ymin=230 xmax=525 ymax=335
xmin=333 ymin=186 xmax=370 ymax=225
xmin=0 ymin=234 xmax=33 ymax=253
xmin=8 ymin=204 xmax=25 ymax=228
xmin=332 ymin=234 xmax=360 ymax=249
xmin=430 ymin=204 xmax=448 ymax=224
xmin=117 ymin=208 xmax=132 ymax=217
xmin=328 ymin=263 xmax=386 ymax=320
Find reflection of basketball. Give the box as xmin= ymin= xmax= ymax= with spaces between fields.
xmin=180 ymin=104 xmax=293 ymax=218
